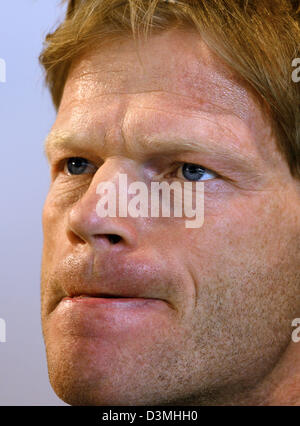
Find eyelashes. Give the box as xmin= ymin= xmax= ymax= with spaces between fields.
xmin=64 ymin=157 xmax=97 ymax=175
xmin=60 ymin=157 xmax=218 ymax=182
xmin=175 ymin=162 xmax=217 ymax=182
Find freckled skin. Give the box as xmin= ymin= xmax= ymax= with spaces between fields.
xmin=41 ymin=28 xmax=300 ymax=405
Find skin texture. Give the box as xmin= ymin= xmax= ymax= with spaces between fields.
xmin=41 ymin=28 xmax=300 ymax=405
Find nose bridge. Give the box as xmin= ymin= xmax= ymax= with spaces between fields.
xmin=92 ymin=156 xmax=145 ymax=198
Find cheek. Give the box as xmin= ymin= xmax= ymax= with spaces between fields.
xmin=183 ymin=188 xmax=298 ymax=290
xmin=42 ymin=192 xmax=68 ymax=263
xmin=178 ymin=190 xmax=298 ymax=357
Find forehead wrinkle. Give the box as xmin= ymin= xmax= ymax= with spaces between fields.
xmin=66 ymin=35 xmax=257 ymax=120
xmin=66 ymin=71 xmax=252 ymax=125
xmin=122 ymin=106 xmax=260 ymax=165
xmin=47 ymin=83 xmax=261 ymax=170
xmin=66 ymin=38 xmax=252 ymax=103
xmin=45 ymin=106 xmax=259 ymax=176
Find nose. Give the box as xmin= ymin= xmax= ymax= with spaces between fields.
xmin=66 ymin=160 xmax=139 ymax=250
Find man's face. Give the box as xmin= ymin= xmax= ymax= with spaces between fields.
xmin=41 ymin=28 xmax=300 ymax=405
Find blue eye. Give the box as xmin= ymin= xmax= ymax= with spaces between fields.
xmin=179 ymin=163 xmax=216 ymax=181
xmin=65 ymin=157 xmax=96 ymax=175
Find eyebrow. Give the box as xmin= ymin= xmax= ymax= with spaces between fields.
xmin=44 ymin=125 xmax=259 ymax=174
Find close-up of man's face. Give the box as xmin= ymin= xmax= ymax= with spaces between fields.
xmin=40 ymin=2 xmax=300 ymax=406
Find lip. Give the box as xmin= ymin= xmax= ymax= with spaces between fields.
xmin=46 ymin=292 xmax=175 ymax=341
xmin=44 ymin=252 xmax=178 ymax=317
xmin=61 ymin=295 xmax=166 ymax=307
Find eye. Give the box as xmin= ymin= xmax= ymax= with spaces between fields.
xmin=177 ymin=163 xmax=217 ymax=182
xmin=64 ymin=157 xmax=97 ymax=175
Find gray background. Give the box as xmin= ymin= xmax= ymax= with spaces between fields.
xmin=0 ymin=1 xmax=67 ymax=405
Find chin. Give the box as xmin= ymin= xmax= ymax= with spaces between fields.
xmin=45 ymin=334 xmax=159 ymax=406
xmin=47 ymin=352 xmax=134 ymax=406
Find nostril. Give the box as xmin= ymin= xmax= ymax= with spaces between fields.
xmin=107 ymin=234 xmax=122 ymax=244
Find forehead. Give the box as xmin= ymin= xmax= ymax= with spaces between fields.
xmin=60 ymin=27 xmax=259 ymax=122
xmin=52 ymin=27 xmax=280 ymax=170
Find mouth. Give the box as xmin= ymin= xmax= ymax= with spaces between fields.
xmin=64 ymin=292 xmax=161 ymax=299
xmin=46 ymin=291 xmax=176 ymax=342
xmin=68 ymin=294 xmax=145 ymax=298
xmin=61 ymin=293 xmax=170 ymax=306
xmin=46 ymin=287 xmax=174 ymax=317
xmin=53 ymin=293 xmax=175 ymax=317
